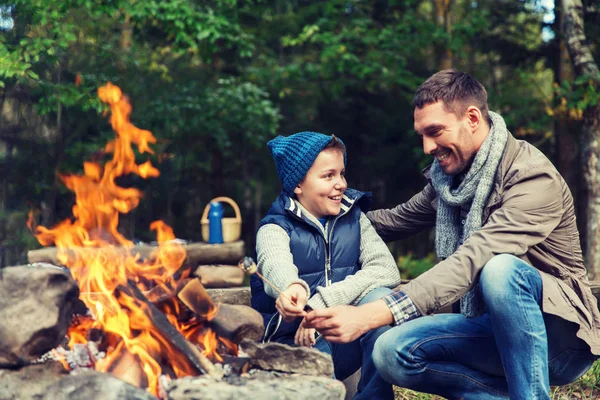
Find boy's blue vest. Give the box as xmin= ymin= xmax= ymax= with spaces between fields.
xmin=250 ymin=188 xmax=371 ymax=344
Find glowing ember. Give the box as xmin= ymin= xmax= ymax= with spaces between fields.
xmin=28 ymin=83 xmax=232 ymax=395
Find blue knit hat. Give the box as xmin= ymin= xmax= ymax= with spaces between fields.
xmin=268 ymin=131 xmax=346 ymax=195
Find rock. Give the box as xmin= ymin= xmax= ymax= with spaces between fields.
xmin=239 ymin=339 xmax=334 ymax=378
xmin=0 ymin=266 xmax=79 ymax=366
xmin=42 ymin=370 xmax=157 ymax=400
xmin=165 ymin=370 xmax=345 ymax=400
xmin=0 ymin=361 xmax=68 ymax=400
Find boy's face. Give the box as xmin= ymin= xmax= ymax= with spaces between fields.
xmin=294 ymin=148 xmax=347 ymax=219
xmin=414 ymin=101 xmax=477 ymax=176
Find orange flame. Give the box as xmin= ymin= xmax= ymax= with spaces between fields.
xmin=30 ymin=83 xmax=226 ymax=395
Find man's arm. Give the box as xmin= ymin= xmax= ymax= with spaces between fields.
xmin=402 ymin=164 xmax=564 ymax=316
xmin=367 ymin=183 xmax=437 ymax=242
xmin=304 ymin=299 xmax=393 ymax=343
xmin=306 ymin=213 xmax=402 ymax=310
xmin=304 ymin=288 xmax=420 ymax=342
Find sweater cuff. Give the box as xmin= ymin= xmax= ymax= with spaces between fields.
xmin=382 ymin=289 xmax=420 ymax=326
xmin=282 ymin=279 xmax=311 ymax=300
xmin=306 ymin=293 xmax=327 ymax=310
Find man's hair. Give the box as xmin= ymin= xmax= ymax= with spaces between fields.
xmin=413 ymin=69 xmax=490 ymax=123
xmin=323 ymin=135 xmax=346 ymax=153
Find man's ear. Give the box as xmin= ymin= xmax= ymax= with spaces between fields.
xmin=465 ymin=106 xmax=482 ymax=132
xmin=293 ymin=185 xmax=302 ymax=195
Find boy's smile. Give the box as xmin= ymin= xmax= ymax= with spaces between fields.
xmin=294 ymin=148 xmax=347 ymax=219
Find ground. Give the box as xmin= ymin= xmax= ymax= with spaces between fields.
xmin=393 ymin=360 xmax=600 ymax=399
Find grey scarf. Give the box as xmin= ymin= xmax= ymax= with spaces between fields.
xmin=430 ymin=111 xmax=508 ymax=317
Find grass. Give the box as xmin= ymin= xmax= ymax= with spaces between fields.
xmin=393 ymin=359 xmax=600 ymax=399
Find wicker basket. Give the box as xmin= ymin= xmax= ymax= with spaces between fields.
xmin=200 ymin=196 xmax=242 ymax=243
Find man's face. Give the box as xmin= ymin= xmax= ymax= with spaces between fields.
xmin=294 ymin=149 xmax=347 ymax=219
xmin=414 ymin=101 xmax=477 ymax=176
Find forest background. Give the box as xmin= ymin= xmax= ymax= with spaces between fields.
xmin=1 ymin=0 xmax=599 ymax=281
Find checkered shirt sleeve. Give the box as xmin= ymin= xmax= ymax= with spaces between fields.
xmin=382 ymin=289 xmax=421 ymax=325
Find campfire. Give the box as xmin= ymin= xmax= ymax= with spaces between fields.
xmin=3 ymin=82 xmax=347 ymax=400
xmin=26 ymin=83 xmax=240 ymax=395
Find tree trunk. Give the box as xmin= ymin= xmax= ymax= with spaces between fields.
xmin=554 ymin=5 xmax=578 ymax=194
xmin=433 ymin=0 xmax=454 ymax=70
xmin=561 ymin=0 xmax=600 ymax=278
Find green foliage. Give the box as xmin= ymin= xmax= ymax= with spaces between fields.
xmin=554 ymin=73 xmax=600 ymax=120
xmin=0 ymin=0 xmax=590 ymax=267
xmin=397 ymin=253 xmax=436 ymax=280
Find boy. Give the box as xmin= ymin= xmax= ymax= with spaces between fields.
xmin=251 ymin=131 xmax=400 ymax=399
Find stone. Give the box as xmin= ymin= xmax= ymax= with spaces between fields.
xmin=41 ymin=370 xmax=156 ymax=400
xmin=0 ymin=361 xmax=68 ymax=400
xmin=165 ymin=370 xmax=345 ymax=400
xmin=239 ymin=339 xmax=334 ymax=378
xmin=0 ymin=266 xmax=79 ymax=366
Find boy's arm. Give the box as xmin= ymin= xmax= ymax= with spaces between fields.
xmin=306 ymin=213 xmax=402 ymax=310
xmin=367 ymin=183 xmax=437 ymax=242
xmin=256 ymin=224 xmax=311 ymax=299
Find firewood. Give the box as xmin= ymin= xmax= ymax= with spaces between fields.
xmin=27 ymin=241 xmax=245 ymax=269
xmin=209 ymin=303 xmax=264 ymax=344
xmin=121 ymin=281 xmax=223 ymax=379
xmin=107 ymin=348 xmax=147 ymax=389
xmin=177 ymin=279 xmax=263 ymax=343
xmin=145 ymin=278 xmax=192 ymax=305
xmin=176 ymin=278 xmax=216 ymax=318
xmin=194 ymin=265 xmax=245 ymax=288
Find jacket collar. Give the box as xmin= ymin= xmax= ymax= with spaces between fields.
xmin=278 ymin=188 xmax=369 ymax=235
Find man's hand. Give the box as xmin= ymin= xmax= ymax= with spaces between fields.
xmin=294 ymin=317 xmax=317 ymax=347
xmin=276 ymin=283 xmax=308 ymax=322
xmin=303 ymin=300 xmax=393 ymax=343
xmin=303 ymin=305 xmax=367 ymax=343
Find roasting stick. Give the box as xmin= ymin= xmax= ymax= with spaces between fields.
xmin=238 ymin=257 xmax=322 ymax=344
xmin=237 ymin=257 xmax=303 ymax=309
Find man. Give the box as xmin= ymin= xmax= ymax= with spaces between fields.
xmin=303 ymin=70 xmax=600 ymax=399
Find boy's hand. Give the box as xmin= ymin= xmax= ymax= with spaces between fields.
xmin=276 ymin=283 xmax=308 ymax=322
xmin=294 ymin=317 xmax=317 ymax=347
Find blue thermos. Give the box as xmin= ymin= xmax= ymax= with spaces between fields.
xmin=208 ymin=201 xmax=224 ymax=244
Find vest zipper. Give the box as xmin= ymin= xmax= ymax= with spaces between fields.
xmin=325 ymin=217 xmax=339 ymax=286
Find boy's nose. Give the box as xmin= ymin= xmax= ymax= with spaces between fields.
xmin=335 ymin=177 xmax=347 ymax=191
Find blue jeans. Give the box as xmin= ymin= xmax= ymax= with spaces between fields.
xmin=372 ymin=254 xmax=598 ymax=400
xmin=314 ymin=287 xmax=394 ymax=400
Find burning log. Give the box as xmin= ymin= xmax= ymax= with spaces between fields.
xmin=177 ymin=279 xmax=264 ymax=344
xmin=177 ymin=278 xmax=216 ymax=318
xmin=193 ymin=265 xmax=245 ymax=288
xmin=210 ymin=304 xmax=264 ymax=344
xmin=123 ymin=281 xmax=224 ymax=379
xmin=145 ymin=278 xmax=192 ymax=305
xmin=27 ymin=241 xmax=245 ymax=268
xmin=107 ymin=349 xmax=147 ymax=389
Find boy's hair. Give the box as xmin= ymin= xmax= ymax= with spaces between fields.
xmin=324 ymin=135 xmax=346 ymax=154
xmin=267 ymin=132 xmax=346 ymax=196
xmin=413 ymin=69 xmax=490 ymax=123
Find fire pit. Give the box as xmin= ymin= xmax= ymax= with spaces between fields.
xmin=0 ymin=83 xmax=345 ymax=399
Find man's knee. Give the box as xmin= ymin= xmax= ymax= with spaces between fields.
xmin=373 ymin=329 xmax=400 ymax=384
xmin=373 ymin=325 xmax=420 ymax=385
xmin=479 ymin=254 xmax=542 ymax=304
xmin=359 ymin=287 xmax=393 ymax=305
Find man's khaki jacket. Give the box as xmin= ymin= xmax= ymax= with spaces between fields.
xmin=368 ymin=134 xmax=600 ymax=355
